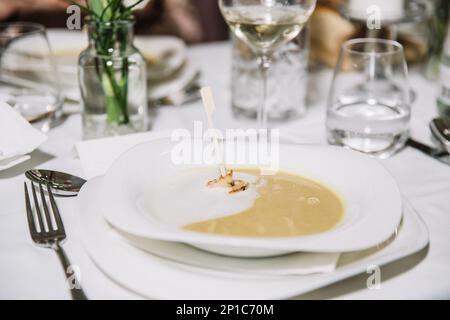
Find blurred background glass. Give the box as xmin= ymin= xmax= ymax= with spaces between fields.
xmin=231 ymin=26 xmax=309 ymax=121
xmin=218 ymin=0 xmax=317 ymax=128
xmin=0 ymin=22 xmax=62 ymax=131
xmin=326 ymin=38 xmax=411 ymax=158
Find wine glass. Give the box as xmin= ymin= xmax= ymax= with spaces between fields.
xmin=218 ymin=0 xmax=316 ymax=128
xmin=326 ymin=38 xmax=411 ymax=158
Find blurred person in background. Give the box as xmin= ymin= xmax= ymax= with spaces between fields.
xmin=0 ymin=0 xmax=228 ymax=43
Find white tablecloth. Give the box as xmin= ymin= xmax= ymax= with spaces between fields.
xmin=1 ymin=40 xmax=450 ymax=300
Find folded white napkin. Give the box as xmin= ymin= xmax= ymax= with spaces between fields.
xmin=77 ymin=132 xmax=341 ymax=275
xmin=76 ymin=131 xmax=171 ymax=179
xmin=0 ymin=101 xmax=47 ymax=171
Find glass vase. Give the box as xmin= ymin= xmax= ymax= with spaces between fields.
xmin=78 ymin=20 xmax=147 ymax=140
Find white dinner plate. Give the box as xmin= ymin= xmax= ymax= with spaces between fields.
xmin=47 ymin=30 xmax=87 ymax=89
xmin=147 ymin=60 xmax=198 ymax=100
xmin=79 ymin=176 xmax=429 ymax=299
xmin=100 ymin=138 xmax=403 ymax=256
xmin=134 ymin=36 xmax=187 ymax=81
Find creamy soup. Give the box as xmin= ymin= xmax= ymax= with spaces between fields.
xmin=183 ymin=169 xmax=344 ymax=237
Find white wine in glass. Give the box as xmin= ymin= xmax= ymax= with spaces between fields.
xmin=219 ymin=0 xmax=316 ymax=128
xmin=222 ymin=6 xmax=309 ymax=52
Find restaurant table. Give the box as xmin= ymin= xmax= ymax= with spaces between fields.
xmin=1 ymin=39 xmax=450 ymax=300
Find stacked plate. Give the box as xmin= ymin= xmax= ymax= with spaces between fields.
xmin=48 ymin=30 xmax=199 ymax=105
xmin=78 ymin=137 xmax=429 ymax=299
xmin=134 ymin=37 xmax=200 ymax=104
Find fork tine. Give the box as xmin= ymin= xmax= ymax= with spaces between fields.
xmin=31 ymin=182 xmax=46 ymax=233
xmin=24 ymin=182 xmax=38 ymax=236
xmin=39 ymin=182 xmax=54 ymax=232
xmin=47 ymin=183 xmax=65 ymax=234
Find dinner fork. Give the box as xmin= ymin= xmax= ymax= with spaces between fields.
xmin=24 ymin=181 xmax=88 ymax=300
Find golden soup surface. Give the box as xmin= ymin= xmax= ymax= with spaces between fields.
xmin=184 ymin=169 xmax=344 ymax=237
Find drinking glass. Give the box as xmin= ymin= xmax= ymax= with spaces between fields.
xmin=326 ymin=38 xmax=411 ymax=158
xmin=218 ymin=0 xmax=316 ymax=129
xmin=0 ymin=23 xmax=62 ymax=131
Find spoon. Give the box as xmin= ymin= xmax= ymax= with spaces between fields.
xmin=25 ymin=169 xmax=86 ymax=197
xmin=430 ymin=117 xmax=450 ymax=154
xmin=406 ymin=116 xmax=450 ymax=166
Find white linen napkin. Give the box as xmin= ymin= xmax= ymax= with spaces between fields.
xmin=76 ymin=131 xmax=171 ymax=179
xmin=76 ymin=132 xmax=341 ymax=275
xmin=0 ymin=101 xmax=47 ymax=171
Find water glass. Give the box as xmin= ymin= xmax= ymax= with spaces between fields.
xmin=0 ymin=22 xmax=62 ymax=131
xmin=326 ymin=38 xmax=411 ymax=158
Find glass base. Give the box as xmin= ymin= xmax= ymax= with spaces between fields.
xmin=0 ymin=83 xmax=63 ymax=132
xmin=82 ymin=113 xmax=147 ymax=140
xmin=327 ymin=128 xmax=408 ymax=159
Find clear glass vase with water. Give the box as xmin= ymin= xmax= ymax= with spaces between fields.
xmin=78 ymin=20 xmax=147 ymax=140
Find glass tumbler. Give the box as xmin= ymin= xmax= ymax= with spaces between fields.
xmin=0 ymin=22 xmax=62 ymax=131
xmin=326 ymin=38 xmax=411 ymax=158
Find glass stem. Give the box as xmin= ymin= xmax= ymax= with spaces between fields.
xmin=258 ymin=54 xmax=272 ymax=130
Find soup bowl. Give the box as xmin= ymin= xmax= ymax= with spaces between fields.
xmin=100 ymin=137 xmax=402 ymax=257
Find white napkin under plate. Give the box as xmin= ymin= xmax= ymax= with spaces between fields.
xmin=0 ymin=101 xmax=47 ymax=171
xmin=76 ymin=132 xmax=341 ymax=275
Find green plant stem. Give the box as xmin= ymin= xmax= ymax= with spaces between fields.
xmin=91 ymin=22 xmax=130 ymax=125
xmin=121 ymin=58 xmax=129 ymax=119
xmin=100 ymin=72 xmax=120 ymax=123
xmin=100 ymin=59 xmax=129 ymax=125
